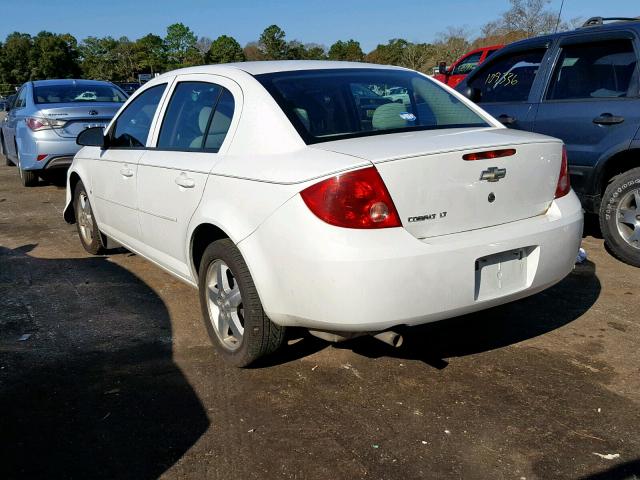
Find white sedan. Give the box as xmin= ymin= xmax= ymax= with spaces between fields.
xmin=64 ymin=61 xmax=583 ymax=367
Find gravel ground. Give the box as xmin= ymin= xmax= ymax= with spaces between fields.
xmin=0 ymin=163 xmax=638 ymax=480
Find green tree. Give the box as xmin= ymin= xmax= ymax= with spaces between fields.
xmin=365 ymin=38 xmax=409 ymax=66
xmin=79 ymin=36 xmax=120 ymax=80
xmin=1 ymin=33 xmax=32 ymax=84
xmin=165 ymin=23 xmax=199 ymax=67
xmin=303 ymin=43 xmax=327 ymax=60
xmin=328 ymin=40 xmax=364 ymax=62
xmin=206 ymin=35 xmax=245 ymax=64
xmin=259 ymin=25 xmax=287 ymax=60
xmin=136 ymin=34 xmax=166 ymax=75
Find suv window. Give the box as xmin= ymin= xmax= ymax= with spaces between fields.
xmin=111 ymin=84 xmax=166 ymax=148
xmin=204 ymin=88 xmax=235 ymax=152
xmin=452 ymin=52 xmax=483 ymax=76
xmin=469 ymin=49 xmax=546 ymax=103
xmin=546 ymin=39 xmax=639 ymax=100
xmin=158 ymin=81 xmax=223 ymax=150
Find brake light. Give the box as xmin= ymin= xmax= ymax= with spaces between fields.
xmin=26 ymin=117 xmax=46 ymax=131
xmin=463 ymin=148 xmax=516 ymax=161
xmin=300 ymin=167 xmax=401 ymax=229
xmin=36 ymin=154 xmax=47 ymax=161
xmin=25 ymin=117 xmax=66 ymax=131
xmin=555 ymin=145 xmax=570 ymax=198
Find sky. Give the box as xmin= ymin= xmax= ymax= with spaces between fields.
xmin=0 ymin=0 xmax=638 ymax=51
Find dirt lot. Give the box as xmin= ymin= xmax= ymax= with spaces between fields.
xmin=0 ymin=163 xmax=639 ymax=480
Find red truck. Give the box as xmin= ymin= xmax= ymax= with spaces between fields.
xmin=434 ymin=45 xmax=503 ymax=88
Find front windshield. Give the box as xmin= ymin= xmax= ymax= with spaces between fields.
xmin=34 ymin=84 xmax=127 ymax=104
xmin=256 ymin=68 xmax=489 ymax=144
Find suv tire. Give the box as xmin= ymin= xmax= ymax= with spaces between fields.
xmin=599 ymin=167 xmax=640 ymax=268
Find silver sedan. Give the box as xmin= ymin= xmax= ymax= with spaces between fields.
xmin=0 ymin=79 xmax=126 ymax=186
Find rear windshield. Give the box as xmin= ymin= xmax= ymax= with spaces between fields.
xmin=256 ymin=68 xmax=489 ymax=144
xmin=34 ymin=84 xmax=127 ymax=104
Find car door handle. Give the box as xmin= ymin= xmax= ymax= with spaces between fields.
xmin=175 ymin=173 xmax=195 ymax=189
xmin=593 ymin=113 xmax=624 ymax=125
xmin=498 ymin=114 xmax=516 ymax=125
xmin=119 ymin=166 xmax=134 ymax=177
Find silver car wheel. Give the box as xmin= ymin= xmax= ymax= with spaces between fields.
xmin=205 ymin=260 xmax=244 ymax=351
xmin=616 ymin=188 xmax=640 ymax=250
xmin=77 ymin=192 xmax=94 ymax=244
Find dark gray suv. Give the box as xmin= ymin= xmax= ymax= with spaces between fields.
xmin=457 ymin=17 xmax=640 ymax=267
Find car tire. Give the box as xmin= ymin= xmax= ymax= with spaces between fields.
xmin=599 ymin=167 xmax=640 ymax=268
xmin=19 ymin=168 xmax=39 ymax=186
xmin=198 ymin=239 xmax=285 ymax=367
xmin=73 ymin=181 xmax=106 ymax=255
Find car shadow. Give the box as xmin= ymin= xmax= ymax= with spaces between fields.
xmin=335 ymin=260 xmax=601 ymax=369
xmin=578 ymin=459 xmax=640 ymax=480
xmin=0 ymin=245 xmax=209 ymax=480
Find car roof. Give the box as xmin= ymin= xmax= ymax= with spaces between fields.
xmin=155 ymin=60 xmax=407 ymax=79
xmin=503 ymin=19 xmax=640 ymax=50
xmin=31 ymin=79 xmax=115 ymax=87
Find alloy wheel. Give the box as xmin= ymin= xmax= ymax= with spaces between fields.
xmin=77 ymin=192 xmax=94 ymax=244
xmin=205 ymin=260 xmax=244 ymax=350
xmin=616 ymin=188 xmax=640 ymax=250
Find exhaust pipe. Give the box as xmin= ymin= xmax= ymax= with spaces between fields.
xmin=372 ymin=331 xmax=403 ymax=348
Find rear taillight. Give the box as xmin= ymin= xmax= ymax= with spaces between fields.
xmin=25 ymin=117 xmax=66 ymax=131
xmin=555 ymin=145 xmax=570 ymax=198
xmin=300 ymin=167 xmax=402 ymax=229
xmin=26 ymin=117 xmax=46 ymax=131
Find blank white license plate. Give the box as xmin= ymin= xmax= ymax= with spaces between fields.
xmin=474 ymin=247 xmax=531 ymax=301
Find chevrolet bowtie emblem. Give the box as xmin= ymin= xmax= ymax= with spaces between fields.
xmin=480 ymin=167 xmax=507 ymax=182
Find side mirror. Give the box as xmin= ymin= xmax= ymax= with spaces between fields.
xmin=438 ymin=61 xmax=448 ymax=75
xmin=77 ymin=126 xmax=108 ymax=148
xmin=464 ymin=87 xmax=481 ymax=103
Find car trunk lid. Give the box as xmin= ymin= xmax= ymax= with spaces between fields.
xmin=38 ymin=103 xmax=122 ymax=138
xmin=310 ymin=127 xmax=563 ymax=238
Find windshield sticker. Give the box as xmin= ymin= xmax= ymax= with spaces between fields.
xmin=399 ymin=112 xmax=416 ymax=121
xmin=485 ymin=72 xmax=519 ymax=87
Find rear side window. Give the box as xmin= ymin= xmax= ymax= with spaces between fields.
xmin=158 ymin=82 xmax=223 ymax=150
xmin=468 ymin=49 xmax=546 ymax=103
xmin=111 ymin=84 xmax=166 ymax=148
xmin=205 ymin=89 xmax=234 ymax=152
xmin=257 ymin=68 xmax=488 ymax=144
xmin=546 ymin=39 xmax=639 ymax=100
xmin=14 ymin=87 xmax=27 ymax=108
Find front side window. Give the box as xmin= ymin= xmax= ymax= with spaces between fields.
xmin=468 ymin=49 xmax=546 ymax=103
xmin=452 ymin=52 xmax=483 ymax=75
xmin=157 ymin=81 xmax=227 ymax=151
xmin=34 ymin=83 xmax=127 ymax=104
xmin=111 ymin=84 xmax=166 ymax=148
xmin=546 ymin=39 xmax=638 ymax=100
xmin=257 ymin=68 xmax=488 ymax=144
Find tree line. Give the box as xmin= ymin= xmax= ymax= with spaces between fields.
xmin=0 ymin=0 xmax=576 ymax=94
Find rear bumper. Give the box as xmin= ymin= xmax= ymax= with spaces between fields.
xmin=17 ymin=133 xmax=80 ymax=170
xmin=239 ymin=192 xmax=584 ymax=332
